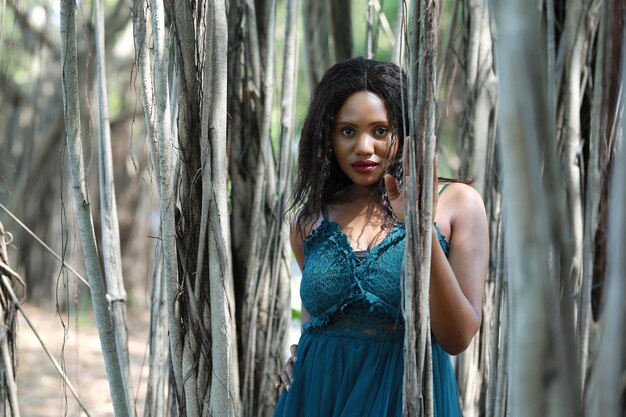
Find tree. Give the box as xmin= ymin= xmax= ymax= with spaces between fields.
xmin=131 ymin=0 xmax=296 ymax=415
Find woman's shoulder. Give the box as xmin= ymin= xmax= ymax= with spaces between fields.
xmin=440 ymin=182 xmax=484 ymax=205
xmin=437 ymin=182 xmax=486 ymax=234
xmin=289 ymin=209 xmax=325 ymax=269
xmin=438 ymin=182 xmax=486 ymax=229
xmin=289 ymin=209 xmax=324 ymax=243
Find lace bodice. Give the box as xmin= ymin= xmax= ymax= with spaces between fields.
xmin=300 ymin=219 xmax=450 ymax=340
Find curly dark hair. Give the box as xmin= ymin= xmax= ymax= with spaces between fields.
xmin=291 ymin=57 xmax=408 ymax=232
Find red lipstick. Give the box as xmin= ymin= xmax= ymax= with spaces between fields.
xmin=351 ymin=160 xmax=378 ymax=173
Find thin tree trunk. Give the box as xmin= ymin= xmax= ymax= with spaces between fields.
xmin=485 ymin=219 xmax=506 ymax=417
xmin=236 ymin=1 xmax=293 ymax=415
xmin=93 ymin=1 xmax=135 ymax=414
xmin=302 ymin=0 xmax=332 ymax=88
xmin=59 ymin=1 xmax=129 ymax=415
xmin=403 ymin=1 xmax=439 ymax=416
xmin=558 ymin=0 xmax=602 ymax=320
xmin=129 ymin=3 xmax=171 ymax=414
xmin=330 ymin=0 xmax=352 ymax=62
xmin=239 ymin=0 xmax=275 ymax=412
xmin=258 ymin=0 xmax=299 ymax=413
xmin=170 ymin=3 xmax=204 ymax=414
xmin=494 ymin=1 xmax=582 ymax=416
xmin=588 ymin=63 xmax=626 ymax=415
xmin=454 ymin=2 xmax=498 ymax=416
xmin=495 ymin=7 xmax=550 ymax=413
xmin=131 ymin=0 xmax=160 ymax=194
xmin=366 ymin=0 xmax=376 ymax=58
xmin=579 ymin=0 xmax=606 ymax=391
xmin=392 ymin=1 xmax=407 ymax=65
xmin=144 ymin=249 xmax=168 ymax=417
xmin=147 ymin=0 xmax=184 ymax=412
xmin=549 ymin=2 xmax=603 ymax=409
xmin=458 ymin=0 xmax=497 ymax=195
xmin=200 ymin=1 xmax=240 ymax=415
xmin=0 ymin=221 xmax=20 ymax=417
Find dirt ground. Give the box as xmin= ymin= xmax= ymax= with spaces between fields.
xmin=16 ymin=303 xmax=150 ymax=417
xmin=14 ymin=275 xmax=303 ymax=416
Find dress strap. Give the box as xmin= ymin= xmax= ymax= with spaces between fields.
xmin=438 ymin=182 xmax=451 ymax=196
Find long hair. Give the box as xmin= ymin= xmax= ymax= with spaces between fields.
xmin=291 ymin=57 xmax=409 ymax=232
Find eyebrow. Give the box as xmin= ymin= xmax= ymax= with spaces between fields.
xmin=334 ymin=120 xmax=390 ymax=126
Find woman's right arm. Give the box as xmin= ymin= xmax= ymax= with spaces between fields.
xmin=273 ymin=219 xmax=310 ymax=391
xmin=290 ymin=218 xmax=310 ymax=327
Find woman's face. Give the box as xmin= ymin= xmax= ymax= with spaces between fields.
xmin=332 ymin=91 xmax=397 ymax=188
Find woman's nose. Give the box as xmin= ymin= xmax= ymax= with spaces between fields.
xmin=354 ymin=133 xmax=375 ymax=155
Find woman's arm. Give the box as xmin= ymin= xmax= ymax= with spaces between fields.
xmin=290 ymin=219 xmax=311 ymax=327
xmin=429 ymin=184 xmax=489 ymax=354
xmin=273 ymin=218 xmax=312 ymax=392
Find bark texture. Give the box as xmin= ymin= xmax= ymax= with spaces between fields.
xmin=403 ymin=1 xmax=439 ymax=416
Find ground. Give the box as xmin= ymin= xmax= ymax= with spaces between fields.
xmin=15 ymin=273 xmax=303 ymax=416
xmin=17 ymin=303 xmax=149 ymax=417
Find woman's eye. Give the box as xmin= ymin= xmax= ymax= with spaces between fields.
xmin=341 ymin=128 xmax=355 ymax=137
xmin=373 ymin=127 xmax=388 ymax=137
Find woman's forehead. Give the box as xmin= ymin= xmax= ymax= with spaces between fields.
xmin=335 ymin=91 xmax=388 ymax=121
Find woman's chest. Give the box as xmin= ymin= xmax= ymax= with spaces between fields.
xmin=300 ymin=229 xmax=405 ymax=315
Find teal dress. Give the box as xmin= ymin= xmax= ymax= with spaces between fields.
xmin=274 ymin=216 xmax=463 ymax=417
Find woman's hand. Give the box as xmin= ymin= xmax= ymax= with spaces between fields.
xmin=384 ymin=153 xmax=438 ymax=222
xmin=273 ymin=344 xmax=298 ymax=392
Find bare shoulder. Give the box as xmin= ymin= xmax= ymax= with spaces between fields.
xmin=439 ymin=182 xmax=486 ymax=225
xmin=289 ymin=210 xmax=323 ymax=270
xmin=438 ymin=183 xmax=489 ymax=258
xmin=289 ymin=210 xmax=323 ymax=242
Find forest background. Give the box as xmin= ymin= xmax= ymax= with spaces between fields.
xmin=0 ymin=0 xmax=624 ymax=416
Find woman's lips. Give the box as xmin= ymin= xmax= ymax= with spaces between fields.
xmin=351 ymin=160 xmax=378 ymax=173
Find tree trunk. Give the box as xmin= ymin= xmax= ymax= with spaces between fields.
xmin=201 ymin=2 xmax=240 ymax=415
xmin=229 ymin=1 xmax=294 ymax=415
xmin=94 ymin=0 xmax=135 ymax=414
xmin=330 ymin=0 xmax=353 ymax=62
xmin=494 ymin=0 xmax=584 ymax=416
xmin=145 ymin=0 xmax=186 ymax=413
xmin=59 ymin=1 xmax=129 ymax=415
xmin=454 ymin=1 xmax=498 ymax=416
xmin=0 ymin=221 xmax=20 ymax=417
xmin=403 ymin=1 xmax=439 ymax=416
xmin=302 ymin=0 xmax=333 ymax=88
xmin=557 ymin=0 xmax=602 ymax=314
xmin=588 ymin=63 xmax=626 ymax=414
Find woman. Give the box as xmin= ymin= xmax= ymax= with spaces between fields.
xmin=273 ymin=57 xmax=489 ymax=417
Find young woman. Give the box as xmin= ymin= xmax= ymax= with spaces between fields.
xmin=273 ymin=58 xmax=489 ymax=417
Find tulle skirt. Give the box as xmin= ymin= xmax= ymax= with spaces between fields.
xmin=273 ymin=331 xmax=462 ymax=417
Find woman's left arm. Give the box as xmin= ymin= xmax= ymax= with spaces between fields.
xmin=429 ymin=184 xmax=489 ymax=355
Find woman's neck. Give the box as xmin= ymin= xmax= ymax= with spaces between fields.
xmin=333 ymin=184 xmax=375 ymax=203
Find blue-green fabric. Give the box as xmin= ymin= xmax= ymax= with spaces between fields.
xmin=274 ymin=219 xmax=462 ymax=417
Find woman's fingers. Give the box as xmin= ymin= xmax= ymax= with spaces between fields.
xmin=274 ymin=346 xmax=298 ymax=391
xmin=384 ymin=174 xmax=401 ymax=201
xmin=280 ymin=359 xmax=294 ymax=390
xmin=385 ymin=174 xmax=406 ymax=221
xmin=289 ymin=344 xmax=298 ymax=362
